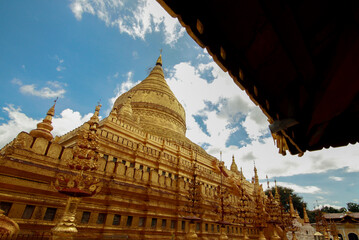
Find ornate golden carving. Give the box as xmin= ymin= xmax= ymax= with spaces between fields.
xmin=0 ymin=209 xmax=19 ymax=236
xmin=51 ymin=197 xmax=81 ymax=239
xmin=52 ymin=172 xmax=102 ymax=197
xmin=51 ymin=104 xmax=102 ymax=238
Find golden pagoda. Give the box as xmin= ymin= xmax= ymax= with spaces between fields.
xmin=0 ymin=55 xmax=287 ymax=239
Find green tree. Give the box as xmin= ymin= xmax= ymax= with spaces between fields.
xmin=306 ymin=209 xmax=318 ymax=223
xmin=320 ymin=206 xmax=346 ymax=213
xmin=347 ymin=202 xmax=359 ymax=212
xmin=265 ymin=186 xmax=307 ymax=218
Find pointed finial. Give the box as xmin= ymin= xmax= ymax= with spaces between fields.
xmin=156 ymin=52 xmax=162 ymax=66
xmin=220 ymin=151 xmax=222 ymax=161
xmin=46 ymin=97 xmax=58 ymax=117
xmin=266 ymin=175 xmax=269 ymax=189
xmin=30 ymin=100 xmax=57 ymax=141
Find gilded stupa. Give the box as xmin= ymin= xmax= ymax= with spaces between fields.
xmin=0 ymin=55 xmax=296 ymax=240
xmin=113 ymin=55 xmax=186 ymax=139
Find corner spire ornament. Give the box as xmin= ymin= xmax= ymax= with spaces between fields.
xmin=53 ymin=103 xmax=103 ymax=195
xmin=88 ymin=102 xmax=101 ymax=129
xmin=30 ymin=98 xmax=57 ymax=141
xmin=52 ymin=103 xmax=103 ymax=239
xmin=253 ymin=161 xmax=259 ymax=186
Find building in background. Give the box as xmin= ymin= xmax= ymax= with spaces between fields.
xmin=324 ymin=213 xmax=359 ymax=240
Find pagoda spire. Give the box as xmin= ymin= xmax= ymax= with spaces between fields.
xmin=156 ymin=52 xmax=162 ymax=66
xmin=254 ymin=163 xmax=259 ymax=186
xmin=303 ymin=205 xmax=310 ymax=223
xmin=112 ymin=53 xmax=186 ymax=138
xmin=30 ymin=99 xmax=57 ymax=141
xmin=230 ymin=155 xmax=239 ymax=173
xmin=289 ymin=195 xmax=295 ymax=218
xmin=253 ymin=163 xmax=260 ymax=196
xmin=145 ymin=53 xmax=166 ymax=83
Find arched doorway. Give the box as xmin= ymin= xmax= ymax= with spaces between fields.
xmin=348 ymin=233 xmax=359 ymax=240
xmin=338 ymin=234 xmax=343 ymax=240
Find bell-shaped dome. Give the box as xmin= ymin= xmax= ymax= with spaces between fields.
xmin=113 ymin=55 xmax=186 ymax=138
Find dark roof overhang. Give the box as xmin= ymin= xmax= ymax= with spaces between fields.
xmin=157 ymin=0 xmax=359 ymax=156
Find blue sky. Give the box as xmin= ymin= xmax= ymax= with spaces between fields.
xmin=0 ymin=0 xmax=358 ymax=210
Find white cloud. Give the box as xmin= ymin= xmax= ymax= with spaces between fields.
xmin=55 ymin=55 xmax=65 ymax=72
xmin=108 ymin=71 xmax=139 ymax=108
xmin=113 ymin=72 xmax=119 ymax=78
xmin=242 ymin=107 xmax=269 ymax=141
xmin=329 ymin=176 xmax=343 ymax=181
xmin=47 ymin=81 xmax=67 ymax=88
xmin=11 ymin=78 xmax=66 ymax=99
xmin=55 ymin=55 xmax=64 ymax=64
xmin=263 ymin=180 xmax=322 ymax=195
xmin=132 ymin=51 xmax=139 ymax=59
xmin=0 ymin=105 xmax=92 ymax=148
xmin=20 ymin=84 xmax=65 ymax=98
xmin=274 ymin=181 xmax=322 ymax=194
xmin=235 ymin=136 xmax=359 ymax=180
xmin=56 ymin=66 xmax=66 ymax=72
xmin=0 ymin=105 xmax=38 ymax=147
xmin=11 ymin=78 xmax=22 ymax=86
xmin=69 ymin=0 xmax=185 ymax=45
xmin=314 ymin=204 xmax=343 ymax=210
xmin=166 ymin=61 xmax=264 ymax=164
xmin=52 ymin=109 xmax=92 ymax=136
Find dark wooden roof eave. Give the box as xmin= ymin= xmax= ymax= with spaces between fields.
xmin=157 ymin=0 xmax=359 ymax=156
